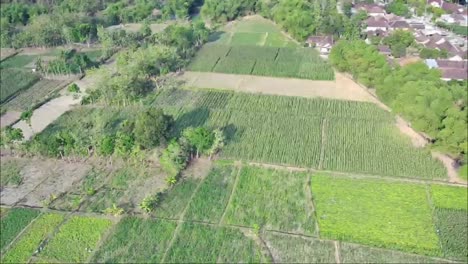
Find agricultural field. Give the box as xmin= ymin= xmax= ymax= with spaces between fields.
xmin=3 ymin=79 xmax=70 ymax=111
xmin=1 ymin=213 xmax=64 ymax=263
xmin=92 ymin=217 xmax=177 ymax=263
xmin=0 ymin=68 xmax=39 ymax=103
xmin=311 ymin=174 xmax=440 ymax=255
xmin=223 ymin=166 xmax=316 ymax=235
xmin=188 ymin=45 xmax=335 ymax=80
xmin=210 ymin=15 xmax=297 ymax=47
xmin=152 ymin=89 xmax=447 ymax=179
xmin=164 ymin=222 xmax=264 ymax=263
xmin=0 ymin=54 xmax=39 ymax=68
xmin=0 ymin=208 xmax=40 ymax=252
xmin=38 ymin=216 xmax=112 ymax=263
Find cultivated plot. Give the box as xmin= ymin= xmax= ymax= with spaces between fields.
xmin=0 ymin=208 xmax=40 ymax=252
xmin=0 ymin=68 xmax=39 ymax=103
xmin=311 ymin=174 xmax=440 ymax=255
xmin=224 ymin=166 xmax=316 ymax=235
xmin=92 ymin=217 xmax=177 ymax=263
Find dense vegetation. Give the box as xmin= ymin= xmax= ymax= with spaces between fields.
xmin=330 ymin=40 xmax=467 ymax=165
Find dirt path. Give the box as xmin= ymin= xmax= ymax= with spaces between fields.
xmin=181 ymin=71 xmax=380 ymax=104
xmin=247 ymin=161 xmax=467 ymax=188
xmin=395 ymin=116 xmax=428 ymax=148
xmin=334 ymin=241 xmax=341 ymax=264
xmin=432 ymin=152 xmax=466 ymax=184
xmin=218 ymin=165 xmax=242 ymax=225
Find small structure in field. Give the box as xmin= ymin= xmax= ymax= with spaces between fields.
xmin=305 ymin=35 xmax=335 ymax=55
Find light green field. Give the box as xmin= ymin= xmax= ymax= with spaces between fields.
xmin=224 ymin=166 xmax=316 ymax=235
xmin=155 ymin=178 xmax=201 ymax=219
xmin=430 ymin=185 xmax=467 ymax=210
xmin=311 ymin=174 xmax=440 ymax=255
xmin=92 ymin=217 xmax=177 ymax=263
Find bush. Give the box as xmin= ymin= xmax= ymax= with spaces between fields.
xmin=139 ymin=193 xmax=161 ymax=213
xmin=67 ymin=83 xmax=80 ymax=93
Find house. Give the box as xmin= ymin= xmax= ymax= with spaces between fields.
xmin=440 ymin=68 xmax=467 ymax=81
xmin=427 ymin=0 xmax=467 ymax=15
xmin=436 ymin=59 xmax=468 ymax=68
xmin=390 ymin=20 xmax=411 ymax=31
xmin=378 ymin=45 xmax=392 ymax=56
xmin=453 ymin=14 xmax=468 ymax=26
xmin=355 ymin=3 xmax=386 ymax=17
xmin=306 ymin=35 xmax=335 ymax=54
xmin=366 ymin=17 xmax=389 ymax=32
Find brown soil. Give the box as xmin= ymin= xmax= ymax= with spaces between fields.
xmin=432 ymin=152 xmax=467 ymax=184
xmin=0 ymin=48 xmax=18 ymax=61
xmin=182 ymin=157 xmax=213 ymax=179
xmin=0 ymin=111 xmax=21 ymax=128
xmin=0 ymin=157 xmax=91 ymax=206
xmin=182 ymin=71 xmax=381 ymax=104
xmin=395 ymin=116 xmax=428 ymax=148
xmin=398 ymin=56 xmax=421 ymax=66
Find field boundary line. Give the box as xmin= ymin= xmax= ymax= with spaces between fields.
xmin=0 ymin=211 xmax=43 ymax=256
xmin=85 ymin=215 xmax=123 ymax=263
xmin=258 ymin=232 xmax=276 ymax=263
xmin=244 ymin=160 xmax=467 ymax=188
xmin=260 ymin=32 xmax=268 ymax=46
xmin=318 ymin=118 xmax=328 ymax=170
xmin=218 ymin=165 xmax=242 ymax=225
xmin=160 ymin=177 xmax=206 ymax=263
xmin=306 ymin=174 xmax=320 ymax=237
xmin=425 ymin=185 xmax=445 ymax=256
xmin=334 ymin=241 xmax=341 ymax=263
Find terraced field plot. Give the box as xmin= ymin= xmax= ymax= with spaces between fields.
xmin=311 ymin=174 xmax=440 ymax=255
xmin=3 ymin=79 xmax=70 ymax=111
xmin=188 ymin=45 xmax=334 ymax=80
xmin=0 ymin=68 xmax=39 ymax=103
xmin=0 ymin=208 xmax=40 ymax=252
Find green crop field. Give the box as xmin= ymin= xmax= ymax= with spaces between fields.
xmin=188 ymin=45 xmax=334 ymax=80
xmin=224 ymin=166 xmax=316 ymax=235
xmin=339 ymin=242 xmax=451 ymax=263
xmin=1 ymin=213 xmax=64 ymax=263
xmin=263 ymin=232 xmax=335 ymax=263
xmin=92 ymin=217 xmax=177 ymax=263
xmin=155 ymin=178 xmax=201 ymax=219
xmin=185 ymin=164 xmax=238 ymax=223
xmin=39 ymin=216 xmax=112 ymax=263
xmin=0 ymin=68 xmax=39 ymax=103
xmin=230 ymin=32 xmax=265 ymax=46
xmin=165 ymin=222 xmax=264 ymax=263
xmin=311 ymin=174 xmax=440 ymax=255
xmin=0 ymin=55 xmax=39 ymax=68
xmin=435 ymin=208 xmax=467 ymax=261
xmin=430 ymin=185 xmax=468 ymax=210
xmin=0 ymin=208 xmax=40 ymax=252
xmin=3 ymin=79 xmax=69 ymax=111
xmin=151 ymin=89 xmax=446 ymax=179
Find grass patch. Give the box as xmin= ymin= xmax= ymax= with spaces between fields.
xmin=165 ymin=222 xmax=264 ymax=263
xmin=92 ymin=217 xmax=177 ymax=263
xmin=0 ymin=68 xmax=39 ymax=103
xmin=435 ymin=208 xmax=468 ymax=261
xmin=263 ymin=232 xmax=335 ymax=263
xmin=1 ymin=213 xmax=64 ymax=263
xmin=155 ymin=178 xmax=200 ymax=219
xmin=431 ymin=185 xmax=468 ymax=210
xmin=311 ymin=174 xmax=440 ymax=255
xmin=0 ymin=55 xmax=38 ymax=68
xmin=185 ymin=164 xmax=238 ymax=223
xmin=224 ymin=166 xmax=315 ymax=235
xmin=264 ymin=33 xmax=293 ymax=47
xmin=39 ymin=216 xmax=112 ymax=263
xmin=0 ymin=208 xmax=40 ymax=252
xmin=340 ymin=242 xmax=451 ymax=263
xmin=0 ymin=160 xmax=24 ymax=187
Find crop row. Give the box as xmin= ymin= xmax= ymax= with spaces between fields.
xmin=0 ymin=68 xmax=39 ymax=103
xmin=188 ymin=45 xmax=334 ymax=80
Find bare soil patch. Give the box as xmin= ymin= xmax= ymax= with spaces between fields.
xmin=182 ymin=71 xmax=381 ymax=104
xmin=0 ymin=48 xmax=18 ymax=61
xmin=395 ymin=116 xmax=428 ymax=148
xmin=183 ymin=157 xmax=213 ymax=179
xmin=0 ymin=111 xmax=21 ymax=128
xmin=432 ymin=152 xmax=467 ymax=184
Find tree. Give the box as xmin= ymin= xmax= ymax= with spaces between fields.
xmin=182 ymin=127 xmax=215 ymax=158
xmin=207 ymin=129 xmax=225 ymax=159
xmin=134 ymin=108 xmax=172 ymax=148
xmin=114 ymin=131 xmax=135 ymax=157
xmin=98 ymin=135 xmax=115 ymax=156
xmin=160 ymin=139 xmax=189 ymax=176
xmin=386 ymin=0 xmax=410 ymax=17
xmin=383 ymin=30 xmax=415 ymax=48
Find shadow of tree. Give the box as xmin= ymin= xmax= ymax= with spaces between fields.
xmin=172 ymin=107 xmax=210 ymax=137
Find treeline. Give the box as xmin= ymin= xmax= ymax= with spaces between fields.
xmin=201 ymin=0 xmax=361 ymax=40
xmin=83 ymin=22 xmax=210 ymax=105
xmin=330 ymin=40 xmax=467 ymax=164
